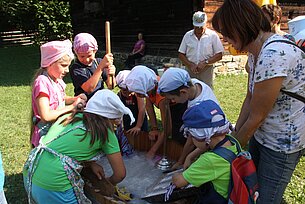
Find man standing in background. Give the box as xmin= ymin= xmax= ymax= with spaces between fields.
xmin=178 ymin=11 xmax=224 ymax=89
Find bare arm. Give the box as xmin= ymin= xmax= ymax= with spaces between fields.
xmin=178 ymin=52 xmax=197 ymax=70
xmin=172 ymin=173 xmax=189 ymax=188
xmin=145 ymin=98 xmax=158 ymax=129
xmin=36 ymin=93 xmax=86 ymax=122
xmin=183 ymin=147 xmax=207 ymax=170
xmin=198 ymin=52 xmax=223 ymax=73
xmin=106 ymin=152 xmax=126 ymax=185
xmin=172 ymin=137 xmax=195 ymax=170
xmin=126 ymin=95 xmax=146 ymax=136
xmin=235 ymin=77 xmax=284 ymax=147
xmin=81 ymin=54 xmax=113 ymax=93
xmin=105 ymin=65 xmax=116 ymax=89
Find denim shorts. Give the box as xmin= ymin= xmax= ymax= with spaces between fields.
xmin=249 ymin=137 xmax=305 ymax=204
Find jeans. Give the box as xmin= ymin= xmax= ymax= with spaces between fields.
xmin=249 ymin=137 xmax=305 ymax=204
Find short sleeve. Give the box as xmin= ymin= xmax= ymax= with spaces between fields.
xmin=100 ymin=129 xmax=120 ymax=154
xmin=178 ymin=33 xmax=188 ymax=54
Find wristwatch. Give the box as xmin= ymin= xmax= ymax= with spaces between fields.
xmin=205 ymin=59 xmax=209 ymax=64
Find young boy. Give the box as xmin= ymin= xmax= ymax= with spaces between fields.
xmin=70 ymin=33 xmax=116 ymax=99
xmin=158 ymin=68 xmax=219 ymax=169
xmin=172 ymin=100 xmax=239 ymax=203
xmin=116 ymin=70 xmax=148 ymax=135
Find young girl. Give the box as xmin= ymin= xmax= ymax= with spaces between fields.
xmin=24 ymin=89 xmax=134 ymax=204
xmin=31 ymin=40 xmax=87 ymax=147
xmin=70 ymin=33 xmax=116 ymax=99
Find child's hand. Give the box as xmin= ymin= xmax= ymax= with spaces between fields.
xmin=89 ymin=162 xmax=105 ymax=180
xmin=148 ymin=130 xmax=159 ymax=141
xmin=99 ymin=53 xmax=113 ymax=70
xmin=126 ymin=126 xmax=141 ymax=136
xmin=73 ymin=95 xmax=87 ymax=109
xmin=107 ymin=65 xmax=116 ymax=76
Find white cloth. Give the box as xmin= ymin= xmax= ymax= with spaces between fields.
xmin=125 ymin=65 xmax=157 ymax=96
xmin=0 ymin=191 xmax=7 ymax=204
xmin=158 ymin=68 xmax=190 ymax=93
xmin=182 ymin=121 xmax=230 ymax=144
xmin=178 ymin=28 xmax=224 ymax=65
xmin=249 ymin=34 xmax=305 ymax=153
xmin=188 ymin=78 xmax=219 ymax=108
xmin=288 ymin=15 xmax=305 ymax=41
xmin=40 ymin=40 xmax=74 ymax=68
xmin=84 ymin=89 xmax=135 ymax=125
xmin=116 ymin=70 xmax=131 ymax=89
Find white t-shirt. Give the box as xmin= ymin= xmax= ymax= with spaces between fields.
xmin=188 ymin=78 xmax=219 ymax=108
xmin=249 ymin=34 xmax=305 ymax=153
xmin=178 ymin=28 xmax=224 ymax=65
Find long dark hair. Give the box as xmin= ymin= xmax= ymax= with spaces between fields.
xmin=212 ymin=0 xmax=271 ymax=50
xmin=61 ymin=111 xmax=113 ymax=146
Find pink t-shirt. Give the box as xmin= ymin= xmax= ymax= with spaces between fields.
xmin=133 ymin=39 xmax=145 ymax=56
xmin=31 ymin=75 xmax=66 ymax=146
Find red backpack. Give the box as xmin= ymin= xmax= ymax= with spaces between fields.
xmin=213 ymin=136 xmax=259 ymax=204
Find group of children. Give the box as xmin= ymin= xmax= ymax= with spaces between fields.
xmin=23 ymin=31 xmax=241 ymax=204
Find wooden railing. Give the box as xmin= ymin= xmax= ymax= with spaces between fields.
xmin=0 ymin=30 xmax=37 ymax=47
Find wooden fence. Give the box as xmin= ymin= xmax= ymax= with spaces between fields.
xmin=0 ymin=30 xmax=36 ymax=47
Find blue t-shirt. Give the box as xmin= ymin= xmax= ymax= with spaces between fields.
xmin=0 ymin=152 xmax=4 ymax=191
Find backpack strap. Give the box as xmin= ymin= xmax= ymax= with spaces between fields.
xmin=263 ymin=39 xmax=300 ymax=51
xmin=212 ymin=136 xmax=239 ymax=164
xmin=263 ymin=40 xmax=305 ymax=103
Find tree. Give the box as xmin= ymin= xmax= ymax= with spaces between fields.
xmin=0 ymin=0 xmax=72 ymax=43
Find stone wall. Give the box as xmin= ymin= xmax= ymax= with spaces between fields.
xmin=111 ymin=51 xmax=248 ymax=76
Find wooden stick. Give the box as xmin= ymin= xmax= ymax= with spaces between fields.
xmin=105 ymin=21 xmax=111 ymax=54
xmin=105 ymin=21 xmax=114 ymax=89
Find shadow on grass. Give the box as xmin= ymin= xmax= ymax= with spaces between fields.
xmin=4 ymin=173 xmax=27 ymax=204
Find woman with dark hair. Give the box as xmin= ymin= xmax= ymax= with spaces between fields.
xmin=212 ymin=1 xmax=305 ymax=204
xmin=125 ymin=32 xmax=145 ymax=69
xmin=23 ymin=89 xmax=135 ymax=204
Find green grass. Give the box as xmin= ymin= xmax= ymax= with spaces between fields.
xmin=0 ymin=46 xmax=304 ymax=204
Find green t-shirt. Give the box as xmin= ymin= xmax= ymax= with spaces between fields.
xmin=183 ymin=136 xmax=239 ymax=199
xmin=25 ymin=113 xmax=120 ymax=191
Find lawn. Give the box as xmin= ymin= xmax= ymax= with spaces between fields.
xmin=0 ymin=46 xmax=304 ymax=204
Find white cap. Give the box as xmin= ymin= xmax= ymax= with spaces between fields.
xmin=84 ymin=89 xmax=135 ymax=125
xmin=193 ymin=11 xmax=207 ymax=27
xmin=116 ymin=70 xmax=131 ymax=89
xmin=125 ymin=65 xmax=157 ymax=96
xmin=288 ymin=15 xmax=305 ymax=41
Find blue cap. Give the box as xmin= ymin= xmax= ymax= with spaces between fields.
xmin=182 ymin=100 xmax=225 ymax=128
xmin=158 ymin=68 xmax=190 ymax=93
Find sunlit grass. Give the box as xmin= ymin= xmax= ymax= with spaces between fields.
xmin=0 ymin=46 xmax=303 ymax=204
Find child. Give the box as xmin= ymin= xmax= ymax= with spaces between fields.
xmin=24 ymin=89 xmax=134 ymax=204
xmin=172 ymin=100 xmax=239 ymax=203
xmin=31 ymin=39 xmax=87 ymax=147
xmin=70 ymin=33 xmax=116 ymax=99
xmin=116 ymin=70 xmax=148 ymax=135
xmin=125 ymin=66 xmax=166 ymax=159
xmin=158 ymin=67 xmax=219 ymax=169
xmin=0 ymin=151 xmax=7 ymax=204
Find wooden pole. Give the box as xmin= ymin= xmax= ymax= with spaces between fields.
xmin=105 ymin=21 xmax=111 ymax=54
xmin=105 ymin=21 xmax=114 ymax=89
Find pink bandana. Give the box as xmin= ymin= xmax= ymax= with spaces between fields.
xmin=40 ymin=39 xmax=74 ymax=67
xmin=73 ymin=33 xmax=98 ymax=53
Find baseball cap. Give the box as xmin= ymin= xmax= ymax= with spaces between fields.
xmin=193 ymin=11 xmax=207 ymax=27
xmin=183 ymin=100 xmax=225 ymax=129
